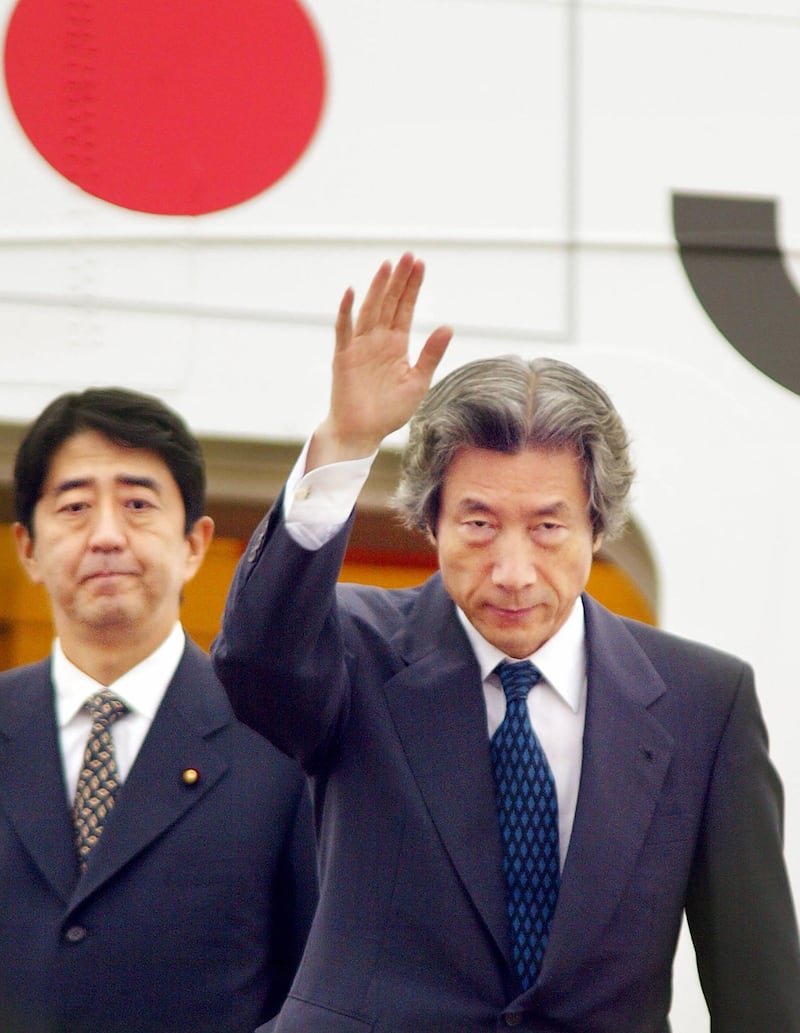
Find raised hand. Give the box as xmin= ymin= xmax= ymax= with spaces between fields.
xmin=308 ymin=253 xmax=453 ymax=469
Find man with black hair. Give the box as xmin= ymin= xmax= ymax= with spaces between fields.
xmin=0 ymin=387 xmax=317 ymax=1033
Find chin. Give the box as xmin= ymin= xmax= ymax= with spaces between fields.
xmin=482 ymin=630 xmax=531 ymax=659
xmin=86 ymin=605 xmax=136 ymax=629
xmin=496 ymin=625 xmax=550 ymax=659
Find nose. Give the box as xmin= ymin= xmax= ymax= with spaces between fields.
xmin=87 ymin=500 xmax=127 ymax=551
xmin=490 ymin=534 xmax=537 ymax=592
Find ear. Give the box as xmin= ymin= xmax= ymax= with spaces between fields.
xmin=592 ymin=531 xmax=604 ymax=556
xmin=183 ymin=515 xmax=215 ymax=585
xmin=13 ymin=521 xmax=43 ymax=584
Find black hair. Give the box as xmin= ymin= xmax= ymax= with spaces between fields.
xmin=14 ymin=387 xmax=206 ymax=535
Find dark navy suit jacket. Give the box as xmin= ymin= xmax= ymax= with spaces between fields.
xmin=213 ymin=498 xmax=800 ymax=1033
xmin=0 ymin=637 xmax=318 ymax=1033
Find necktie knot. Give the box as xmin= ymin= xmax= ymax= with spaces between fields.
xmin=496 ymin=659 xmax=541 ymax=705
xmin=84 ymin=689 xmax=128 ymax=727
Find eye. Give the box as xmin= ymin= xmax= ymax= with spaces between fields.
xmin=532 ymin=521 xmax=568 ymax=545
xmin=125 ymin=497 xmax=154 ymax=511
xmin=459 ymin=517 xmax=497 ymax=543
xmin=59 ymin=500 xmax=89 ymax=514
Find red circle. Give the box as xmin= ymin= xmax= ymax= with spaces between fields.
xmin=3 ymin=0 xmax=326 ymax=215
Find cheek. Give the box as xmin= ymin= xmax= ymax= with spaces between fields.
xmin=438 ymin=542 xmax=486 ymax=582
xmin=437 ymin=547 xmax=472 ymax=592
xmin=157 ymin=546 xmax=197 ymax=590
xmin=535 ymin=541 xmax=589 ymax=587
xmin=31 ymin=541 xmax=75 ymax=586
xmin=556 ymin=547 xmax=594 ymax=592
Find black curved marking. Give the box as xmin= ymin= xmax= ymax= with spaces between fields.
xmin=673 ymin=191 xmax=800 ymax=396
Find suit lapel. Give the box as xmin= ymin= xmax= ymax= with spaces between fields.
xmin=536 ymin=595 xmax=675 ymax=986
xmin=0 ymin=662 xmax=79 ymax=903
xmin=383 ymin=576 xmax=511 ymax=964
xmin=70 ymin=642 xmax=233 ymax=907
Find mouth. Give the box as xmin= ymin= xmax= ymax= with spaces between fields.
xmin=81 ymin=570 xmax=135 ymax=584
xmin=486 ymin=602 xmax=538 ymax=620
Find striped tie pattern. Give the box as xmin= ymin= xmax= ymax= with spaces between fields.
xmin=491 ymin=659 xmax=560 ymax=990
xmin=72 ymin=689 xmax=128 ymax=872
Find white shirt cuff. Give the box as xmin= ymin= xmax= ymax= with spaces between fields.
xmin=283 ymin=439 xmax=377 ymax=550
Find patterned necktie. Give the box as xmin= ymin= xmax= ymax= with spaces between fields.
xmin=72 ymin=689 xmax=128 ymax=872
xmin=491 ymin=659 xmax=560 ymax=991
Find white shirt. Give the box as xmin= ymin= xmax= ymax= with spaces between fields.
xmin=53 ymin=622 xmax=186 ymax=804
xmin=284 ymin=445 xmax=587 ymax=867
xmin=457 ymin=603 xmax=586 ymax=870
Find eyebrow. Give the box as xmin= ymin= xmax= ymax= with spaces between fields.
xmin=53 ymin=475 xmax=162 ymax=496
xmin=529 ymin=501 xmax=571 ymax=519
xmin=456 ymin=498 xmax=492 ymax=513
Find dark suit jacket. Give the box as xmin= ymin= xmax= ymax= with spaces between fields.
xmin=212 ymin=500 xmax=800 ymax=1033
xmin=0 ymin=637 xmax=318 ymax=1033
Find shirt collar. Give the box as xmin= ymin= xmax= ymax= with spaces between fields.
xmin=52 ymin=622 xmax=186 ymax=728
xmin=456 ymin=596 xmax=587 ymax=713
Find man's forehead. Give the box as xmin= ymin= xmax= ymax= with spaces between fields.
xmin=49 ymin=472 xmax=163 ymax=494
xmin=43 ymin=431 xmax=173 ymax=490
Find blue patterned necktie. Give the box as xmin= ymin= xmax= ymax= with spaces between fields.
xmin=491 ymin=659 xmax=560 ymax=990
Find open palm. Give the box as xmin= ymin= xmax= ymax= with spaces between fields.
xmin=314 ymin=253 xmax=453 ymax=465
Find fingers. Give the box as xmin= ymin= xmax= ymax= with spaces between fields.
xmin=379 ymin=252 xmax=420 ymax=331
xmin=352 ymin=252 xmax=423 ymax=337
xmin=352 ymin=259 xmax=392 ymax=338
xmin=415 ymin=324 xmax=454 ymax=383
xmin=346 ymin=252 xmax=440 ymax=351
xmin=335 ymin=286 xmax=355 ymax=352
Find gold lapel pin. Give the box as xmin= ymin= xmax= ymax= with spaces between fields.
xmin=181 ymin=767 xmax=200 ymax=786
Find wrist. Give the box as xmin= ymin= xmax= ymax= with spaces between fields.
xmin=306 ymin=420 xmax=382 ymax=472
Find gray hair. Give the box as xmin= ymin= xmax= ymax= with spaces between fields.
xmin=392 ymin=356 xmax=634 ymax=540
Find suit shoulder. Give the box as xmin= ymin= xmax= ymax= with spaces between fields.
xmin=584 ymin=594 xmax=751 ymax=687
xmin=0 ymin=660 xmax=52 ymax=718
xmin=0 ymin=658 xmax=50 ymax=685
xmin=618 ymin=611 xmax=751 ymax=682
xmin=336 ymin=573 xmax=441 ymax=631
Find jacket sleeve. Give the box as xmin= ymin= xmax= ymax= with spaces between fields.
xmin=211 ymin=490 xmax=356 ymax=768
xmin=685 ymin=661 xmax=800 ymax=1031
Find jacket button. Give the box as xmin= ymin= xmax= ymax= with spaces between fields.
xmin=64 ymin=925 xmax=87 ymax=943
xmin=504 ymin=1014 xmax=523 ymax=1027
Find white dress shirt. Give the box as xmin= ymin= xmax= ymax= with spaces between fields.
xmin=53 ymin=622 xmax=186 ymax=804
xmin=284 ymin=445 xmax=587 ymax=867
xmin=457 ymin=603 xmax=586 ymax=869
